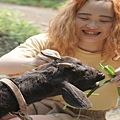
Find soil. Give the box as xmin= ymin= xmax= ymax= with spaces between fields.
xmin=0 ymin=2 xmax=58 ymax=32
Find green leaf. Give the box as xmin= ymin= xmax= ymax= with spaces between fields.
xmin=87 ymin=62 xmax=120 ymax=97
xmin=87 ymin=80 xmax=110 ymax=98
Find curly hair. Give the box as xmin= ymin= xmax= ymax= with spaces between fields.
xmin=106 ymin=0 xmax=120 ymax=61
xmin=48 ymin=0 xmax=120 ymax=61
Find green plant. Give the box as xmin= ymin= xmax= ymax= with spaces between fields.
xmin=0 ymin=0 xmax=67 ymax=9
xmin=40 ymin=0 xmax=67 ymax=9
xmin=87 ymin=62 xmax=120 ymax=97
xmin=0 ymin=7 xmax=40 ymax=44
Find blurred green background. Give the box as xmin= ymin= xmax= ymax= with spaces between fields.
xmin=0 ymin=0 xmax=67 ymax=9
xmin=0 ymin=0 xmax=67 ymax=57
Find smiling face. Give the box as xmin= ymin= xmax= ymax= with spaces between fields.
xmin=75 ymin=0 xmax=114 ymax=49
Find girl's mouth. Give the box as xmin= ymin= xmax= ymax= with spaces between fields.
xmin=82 ymin=30 xmax=101 ymax=35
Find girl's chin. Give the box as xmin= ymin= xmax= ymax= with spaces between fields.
xmin=80 ymin=38 xmax=100 ymax=43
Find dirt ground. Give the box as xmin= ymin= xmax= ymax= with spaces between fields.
xmin=0 ymin=2 xmax=58 ymax=32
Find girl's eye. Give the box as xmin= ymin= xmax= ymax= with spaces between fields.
xmin=100 ymin=20 xmax=112 ymax=23
xmin=78 ymin=17 xmax=89 ymax=20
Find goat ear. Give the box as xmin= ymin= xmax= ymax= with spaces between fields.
xmin=41 ymin=50 xmax=61 ymax=59
xmin=59 ymin=81 xmax=92 ymax=109
xmin=57 ymin=63 xmax=74 ymax=68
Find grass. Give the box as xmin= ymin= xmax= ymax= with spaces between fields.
xmin=0 ymin=7 xmax=40 ymax=44
xmin=0 ymin=0 xmax=67 ymax=9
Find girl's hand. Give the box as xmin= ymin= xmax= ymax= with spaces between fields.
xmin=31 ymin=49 xmax=61 ymax=66
xmin=110 ymin=67 xmax=120 ymax=87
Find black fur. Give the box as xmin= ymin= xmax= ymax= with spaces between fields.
xmin=0 ymin=56 xmax=105 ymax=118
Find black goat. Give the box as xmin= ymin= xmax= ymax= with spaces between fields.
xmin=0 ymin=56 xmax=105 ymax=118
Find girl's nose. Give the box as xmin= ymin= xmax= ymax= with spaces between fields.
xmin=86 ymin=21 xmax=99 ymax=29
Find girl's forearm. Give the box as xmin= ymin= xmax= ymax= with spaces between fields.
xmin=0 ymin=55 xmax=35 ymax=74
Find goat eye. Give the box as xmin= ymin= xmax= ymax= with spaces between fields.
xmin=77 ymin=62 xmax=82 ymax=65
xmin=55 ymin=59 xmax=61 ymax=63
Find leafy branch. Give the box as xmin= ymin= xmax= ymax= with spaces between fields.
xmin=87 ymin=61 xmax=120 ymax=97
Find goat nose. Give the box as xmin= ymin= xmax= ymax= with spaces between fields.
xmin=98 ymin=72 xmax=105 ymax=79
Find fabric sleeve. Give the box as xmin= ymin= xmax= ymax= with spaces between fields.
xmin=10 ymin=33 xmax=49 ymax=58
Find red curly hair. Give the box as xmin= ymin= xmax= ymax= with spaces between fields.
xmin=48 ymin=0 xmax=120 ymax=61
